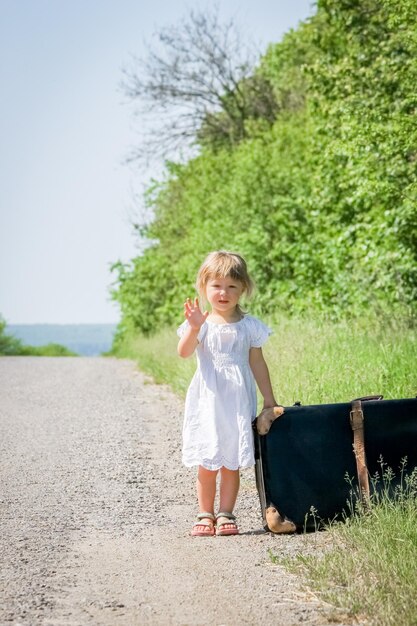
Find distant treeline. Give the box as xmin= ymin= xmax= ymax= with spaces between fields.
xmin=111 ymin=0 xmax=417 ymax=337
xmin=1 ymin=322 xmax=117 ymax=356
xmin=8 ymin=323 xmax=117 ymax=356
xmin=0 ymin=319 xmax=77 ymax=356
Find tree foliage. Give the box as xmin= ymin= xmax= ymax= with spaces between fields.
xmin=0 ymin=317 xmax=25 ymax=355
xmin=122 ymin=6 xmax=278 ymax=159
xmin=112 ymin=0 xmax=417 ymax=337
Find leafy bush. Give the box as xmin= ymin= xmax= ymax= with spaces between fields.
xmin=0 ymin=318 xmax=25 ymax=355
xmin=111 ymin=0 xmax=417 ymax=337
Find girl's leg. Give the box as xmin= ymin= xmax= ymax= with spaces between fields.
xmin=196 ymin=465 xmax=218 ymax=514
xmin=192 ymin=466 xmax=218 ymax=536
xmin=218 ymin=467 xmax=240 ymax=531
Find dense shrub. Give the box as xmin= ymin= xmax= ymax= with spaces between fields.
xmin=111 ymin=0 xmax=417 ymax=337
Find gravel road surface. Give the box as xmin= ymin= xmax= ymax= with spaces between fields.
xmin=0 ymin=357 xmax=354 ymax=625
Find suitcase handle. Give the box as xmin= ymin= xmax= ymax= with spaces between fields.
xmin=350 ymin=399 xmax=373 ymax=509
xmin=351 ymin=395 xmax=383 ymax=402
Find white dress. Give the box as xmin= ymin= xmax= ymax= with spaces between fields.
xmin=177 ymin=315 xmax=272 ymax=470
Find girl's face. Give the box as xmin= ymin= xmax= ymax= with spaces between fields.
xmin=205 ymin=275 xmax=244 ymax=315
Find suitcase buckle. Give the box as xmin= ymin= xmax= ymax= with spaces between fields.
xmin=350 ymin=408 xmax=364 ymax=430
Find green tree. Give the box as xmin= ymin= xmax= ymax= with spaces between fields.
xmin=122 ymin=5 xmax=278 ymax=160
xmin=112 ymin=0 xmax=417 ymax=337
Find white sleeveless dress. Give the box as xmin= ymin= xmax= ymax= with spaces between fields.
xmin=177 ymin=315 xmax=271 ymax=470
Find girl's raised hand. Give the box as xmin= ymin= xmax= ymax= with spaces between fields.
xmin=184 ymin=297 xmax=209 ymax=330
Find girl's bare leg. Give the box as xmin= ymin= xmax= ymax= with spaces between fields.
xmin=218 ymin=467 xmax=240 ymax=530
xmin=196 ymin=465 xmax=218 ymax=515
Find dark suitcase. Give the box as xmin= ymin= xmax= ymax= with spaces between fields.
xmin=254 ymin=397 xmax=417 ymax=533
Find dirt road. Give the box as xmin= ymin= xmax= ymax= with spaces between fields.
xmin=0 ymin=357 xmax=351 ymax=625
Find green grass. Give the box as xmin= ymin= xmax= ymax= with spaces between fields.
xmin=111 ymin=315 xmax=416 ymax=403
xmin=269 ymin=464 xmax=417 ymax=626
xmin=111 ymin=326 xmax=194 ymax=395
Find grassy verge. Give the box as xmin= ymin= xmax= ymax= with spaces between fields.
xmin=111 ymin=315 xmax=416 ymax=402
xmin=269 ymin=465 xmax=417 ymax=626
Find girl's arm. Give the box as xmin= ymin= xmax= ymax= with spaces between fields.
xmin=177 ymin=325 xmax=200 ymax=358
xmin=177 ymin=297 xmax=208 ymax=358
xmin=249 ymin=347 xmax=277 ymax=408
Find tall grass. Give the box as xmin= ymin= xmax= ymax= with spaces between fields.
xmin=111 ymin=315 xmax=416 ymax=403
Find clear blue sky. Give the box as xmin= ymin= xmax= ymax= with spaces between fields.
xmin=0 ymin=0 xmax=315 ymax=324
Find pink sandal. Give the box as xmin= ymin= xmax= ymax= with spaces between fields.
xmin=216 ymin=512 xmax=239 ymax=536
xmin=191 ymin=512 xmax=216 ymax=537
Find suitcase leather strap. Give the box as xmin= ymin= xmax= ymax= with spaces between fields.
xmin=350 ymin=400 xmax=370 ymax=507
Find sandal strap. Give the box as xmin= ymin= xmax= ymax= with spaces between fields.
xmin=193 ymin=520 xmax=213 ymax=528
xmin=216 ymin=512 xmax=236 ymax=521
xmin=196 ymin=512 xmax=215 ymax=521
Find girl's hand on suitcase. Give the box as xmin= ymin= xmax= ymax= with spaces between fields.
xmin=256 ymin=405 xmax=285 ymax=435
xmin=184 ymin=297 xmax=209 ymax=330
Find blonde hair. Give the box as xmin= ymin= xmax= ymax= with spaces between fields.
xmin=196 ymin=250 xmax=255 ymax=312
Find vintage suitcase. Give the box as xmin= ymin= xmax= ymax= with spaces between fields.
xmin=254 ymin=396 xmax=417 ymax=533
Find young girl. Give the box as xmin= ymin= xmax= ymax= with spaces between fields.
xmin=177 ymin=250 xmax=278 ymax=537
